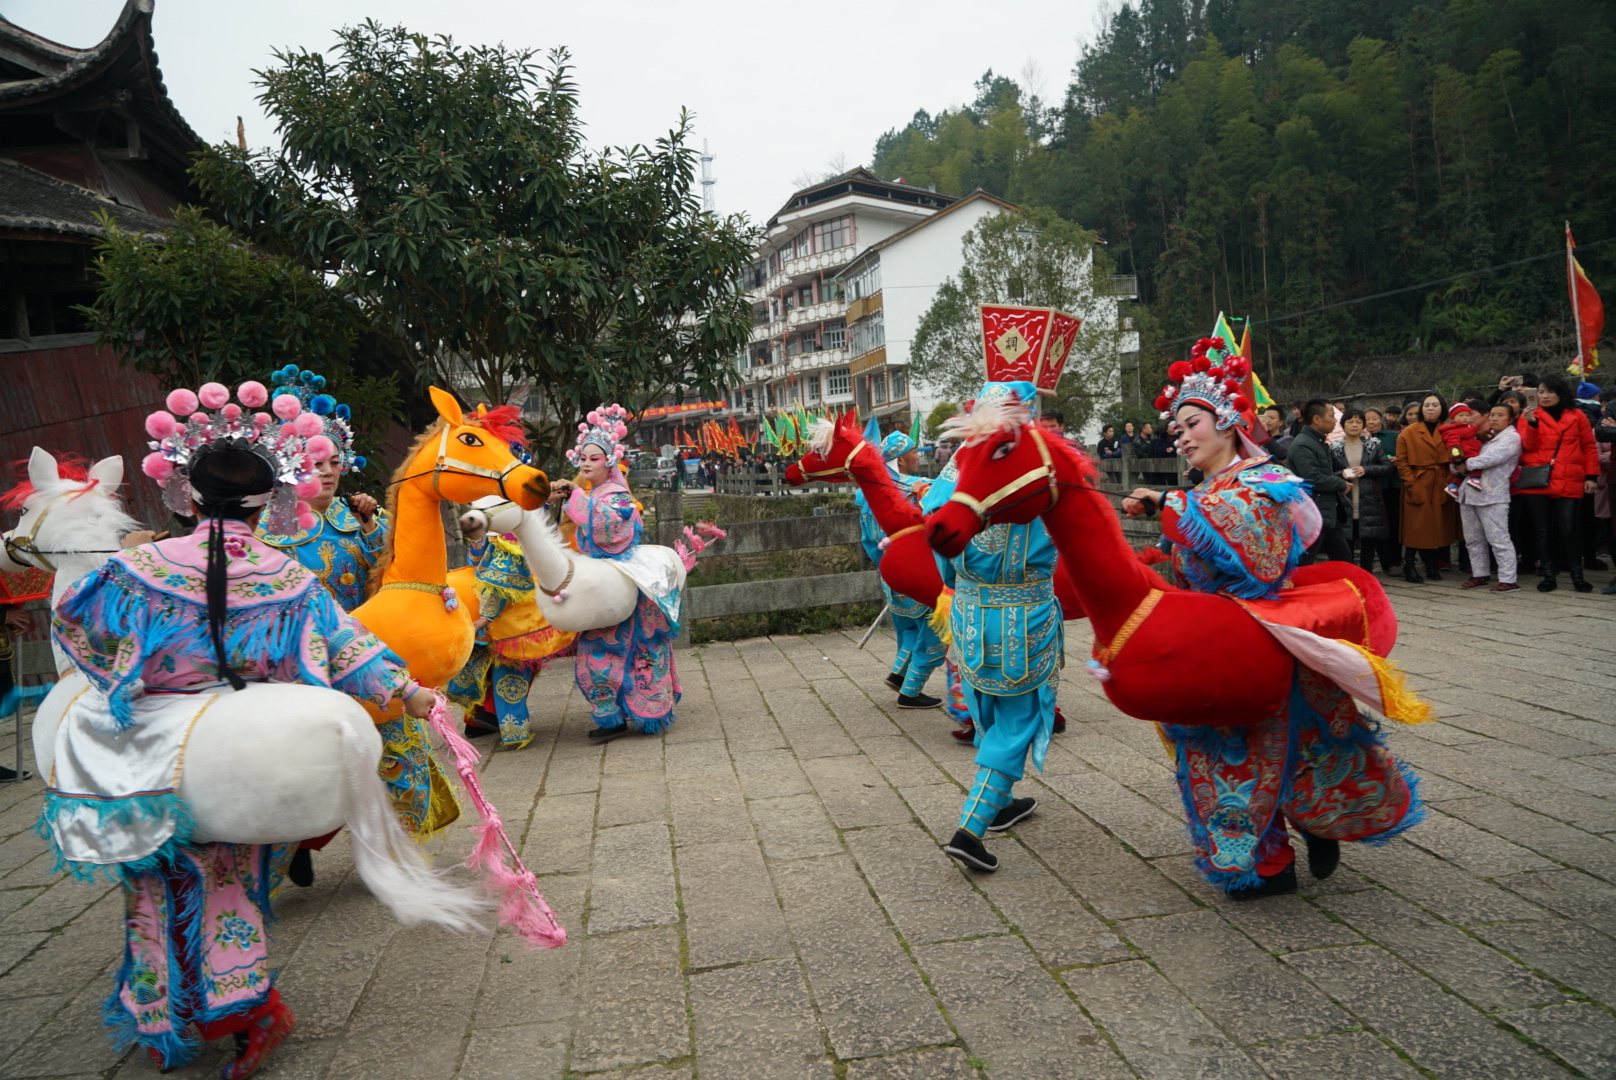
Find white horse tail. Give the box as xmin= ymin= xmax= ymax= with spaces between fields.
xmin=336 ymin=712 xmax=487 ymax=932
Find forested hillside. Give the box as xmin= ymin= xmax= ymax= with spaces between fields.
xmin=871 ymin=0 xmax=1615 ymax=381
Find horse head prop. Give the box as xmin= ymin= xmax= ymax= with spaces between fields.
xmin=924 ymin=398 xmax=1074 ymax=559
xmin=1 ymin=449 xmax=140 ymax=623
xmin=784 ymin=410 xmax=871 ymax=485
xmin=353 ymin=388 xmax=551 ymax=691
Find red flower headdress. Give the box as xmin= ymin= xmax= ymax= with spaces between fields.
xmin=1155 ymin=335 xmax=1258 ymax=435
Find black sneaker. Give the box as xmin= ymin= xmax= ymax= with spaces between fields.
xmin=0 ymin=765 xmax=32 ymax=782
xmin=1227 ymin=864 xmax=1297 ymax=902
xmin=943 ymin=829 xmax=999 ymax=872
xmin=588 ymin=723 xmax=632 ymax=743
xmin=897 ymin=693 xmax=943 ymax=709
xmin=1300 ymin=830 xmax=1339 ymax=880
xmin=288 ymin=848 xmax=315 ymax=888
xmin=884 ymin=672 xmax=903 ymax=692
xmin=987 ymin=797 xmax=1037 ymax=832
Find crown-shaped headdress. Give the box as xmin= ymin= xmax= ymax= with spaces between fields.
xmin=268 ymin=364 xmax=365 ymax=473
xmin=567 ymin=403 xmax=631 ymax=467
xmin=1156 ymin=335 xmax=1255 ymax=433
xmin=141 ymin=380 xmax=332 ymax=534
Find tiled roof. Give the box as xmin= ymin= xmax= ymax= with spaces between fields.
xmin=0 ymin=158 xmax=170 ymax=238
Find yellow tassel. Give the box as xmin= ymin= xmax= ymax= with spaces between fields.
xmin=1345 ymin=641 xmax=1434 ymax=724
xmin=929 ymin=588 xmax=954 ymax=646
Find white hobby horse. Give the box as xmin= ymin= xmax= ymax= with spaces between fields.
xmin=1 ymin=448 xmax=482 ymax=931
xmin=460 ymin=495 xmax=691 ymax=632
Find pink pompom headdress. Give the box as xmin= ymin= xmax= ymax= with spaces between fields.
xmin=566 ymin=403 xmax=631 ymax=468
xmin=142 ymin=380 xmax=331 ymax=534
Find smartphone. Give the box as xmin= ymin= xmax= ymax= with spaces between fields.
xmin=1522 ymin=387 xmax=1540 ymax=414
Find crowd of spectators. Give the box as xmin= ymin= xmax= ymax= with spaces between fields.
xmin=1249 ymin=373 xmax=1615 ymax=595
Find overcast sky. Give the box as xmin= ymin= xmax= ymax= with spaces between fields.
xmin=6 ymin=0 xmax=1105 ymax=223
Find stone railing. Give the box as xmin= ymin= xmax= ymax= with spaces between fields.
xmin=652 ymin=490 xmax=877 ymax=647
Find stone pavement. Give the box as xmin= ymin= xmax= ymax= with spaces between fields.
xmin=3 ymin=574 xmax=1616 ymax=1080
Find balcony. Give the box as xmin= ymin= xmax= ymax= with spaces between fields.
xmin=1099 ymin=274 xmax=1139 ymax=298
xmin=749 ymin=319 xmax=786 ymax=344
xmin=789 ymin=347 xmax=846 ymax=373
xmin=787 ymin=298 xmax=849 ymax=328
xmin=782 ymin=243 xmax=857 ymax=282
xmin=845 ymin=290 xmax=883 ymax=325
xmin=743 ymin=362 xmax=785 ymax=384
xmin=848 ymin=346 xmax=887 ymax=376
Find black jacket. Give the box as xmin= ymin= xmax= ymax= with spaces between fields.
xmin=1328 ymin=436 xmax=1394 ymax=539
xmin=1287 ymin=426 xmax=1349 ymax=528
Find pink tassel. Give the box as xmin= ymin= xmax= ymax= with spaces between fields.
xmin=425 ymin=694 xmax=567 ymax=948
xmin=676 ymin=520 xmax=729 ymax=571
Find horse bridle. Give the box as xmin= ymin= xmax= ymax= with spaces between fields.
xmin=431 ymin=425 xmax=530 ymax=502
xmin=945 ymin=426 xmax=1061 ymax=523
xmin=795 ymin=438 xmax=869 ymax=481
xmin=2 ymin=488 xmax=121 ymax=573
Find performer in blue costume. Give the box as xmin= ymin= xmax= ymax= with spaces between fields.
xmin=855 ymin=417 xmax=948 ymax=709
xmin=255 ymin=366 xmax=388 ymax=611
xmin=925 ymin=377 xmax=1060 ymax=873
xmin=255 ymin=366 xmax=455 ymax=888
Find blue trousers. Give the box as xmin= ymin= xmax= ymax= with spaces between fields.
xmin=887 ymin=587 xmax=946 ymax=696
xmin=957 ymin=680 xmax=1056 ymax=836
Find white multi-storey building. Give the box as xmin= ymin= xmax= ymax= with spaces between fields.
xmin=725 ymin=169 xmax=960 ymax=439
xmin=636 ymin=168 xmax=1136 ymax=449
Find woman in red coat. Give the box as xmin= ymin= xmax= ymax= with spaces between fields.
xmin=1518 ymin=374 xmax=1600 ymax=592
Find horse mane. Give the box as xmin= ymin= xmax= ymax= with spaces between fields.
xmin=365 ymin=418 xmax=447 ymax=598
xmin=942 ymin=400 xmax=1100 ymax=488
xmin=1 ymin=454 xmax=92 ymax=512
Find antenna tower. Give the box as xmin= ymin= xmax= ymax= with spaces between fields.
xmin=699 ymin=139 xmax=716 ymax=213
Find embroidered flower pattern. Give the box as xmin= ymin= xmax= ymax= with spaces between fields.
xmin=214 ymin=911 xmax=261 ymax=950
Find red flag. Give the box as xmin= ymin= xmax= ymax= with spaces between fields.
xmin=1567 ymin=223 xmax=1604 ymax=375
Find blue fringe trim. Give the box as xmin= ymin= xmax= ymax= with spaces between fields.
xmin=99 ymin=844 xmax=276 ymax=1070
xmin=0 ymin=682 xmax=52 ymax=718
xmin=1356 ymin=759 xmax=1427 ymax=846
xmin=1169 ymin=493 xmax=1301 ymax=600
xmin=35 ymin=790 xmax=197 ymax=885
xmin=56 ymin=560 xmax=401 ymax=728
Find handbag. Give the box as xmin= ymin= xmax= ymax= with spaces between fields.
xmin=1516 ymin=423 xmax=1563 ymax=490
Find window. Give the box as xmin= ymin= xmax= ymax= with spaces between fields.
xmin=790 ymin=229 xmax=812 ymax=260
xmin=849 ymin=310 xmax=884 ymax=356
xmin=798 ymin=285 xmax=813 ymax=307
xmin=765 ymin=384 xmax=775 ymax=408
xmin=873 ymin=372 xmax=889 ymax=405
xmin=826 ymin=367 xmax=851 ymax=397
xmin=798 ymin=331 xmax=817 ymax=353
xmin=820 ymin=279 xmax=844 ymax=303
xmin=812 ymin=214 xmax=851 ymax=252
xmin=889 ymin=367 xmax=907 ymax=399
xmin=822 ymin=320 xmax=845 ymax=349
xmin=846 ymin=260 xmax=882 ymax=301
xmin=768 ymin=250 xmax=782 ymax=274
xmin=787 ymin=335 xmax=801 ymax=356
xmin=805 ymin=373 xmax=821 ymax=404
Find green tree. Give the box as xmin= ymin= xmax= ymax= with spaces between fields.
xmin=193 ymin=22 xmax=758 ymax=466
xmin=924 ymin=401 xmax=959 ymax=438
xmin=880 ymin=0 xmax=1616 ymax=380
xmin=908 ymin=208 xmax=1131 ymax=433
xmin=79 ymin=206 xmax=401 ymax=480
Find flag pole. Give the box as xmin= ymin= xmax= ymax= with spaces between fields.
xmin=1568 ymin=221 xmax=1584 ymax=376
xmin=857 ymin=603 xmax=891 ymax=650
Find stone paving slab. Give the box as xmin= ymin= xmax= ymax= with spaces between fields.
xmin=2 ymin=574 xmax=1615 ymax=1078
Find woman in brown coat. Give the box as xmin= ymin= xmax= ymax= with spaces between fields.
xmin=1396 ymin=393 xmax=1460 ymax=583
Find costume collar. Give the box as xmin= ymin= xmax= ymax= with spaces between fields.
xmin=256 ymin=500 xmax=360 ymax=546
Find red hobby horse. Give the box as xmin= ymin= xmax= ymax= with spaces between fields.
xmin=924 ymin=403 xmax=1401 ymax=727
xmin=785 ymin=410 xmax=1086 ymax=618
